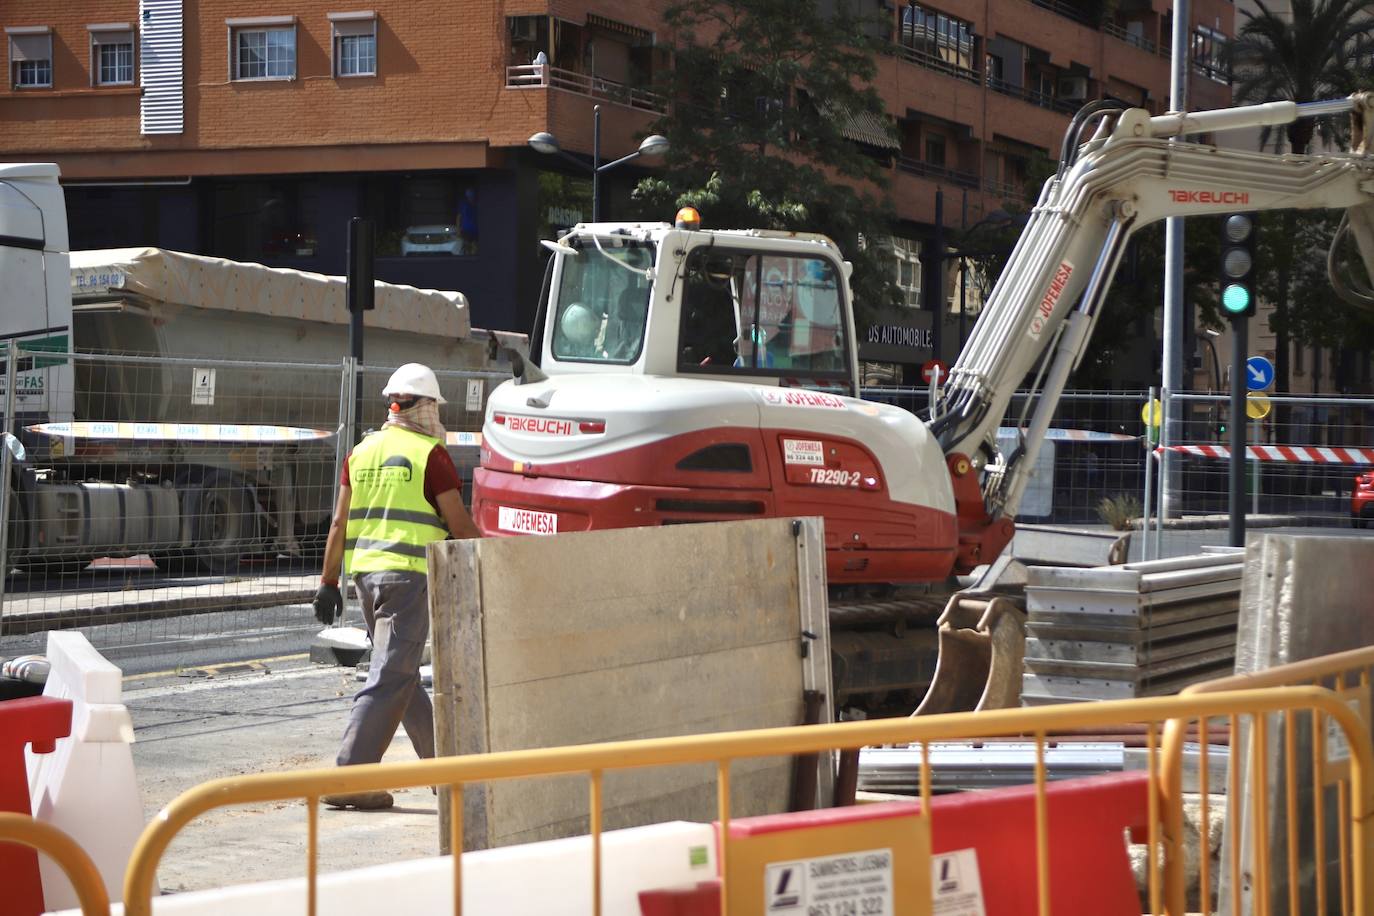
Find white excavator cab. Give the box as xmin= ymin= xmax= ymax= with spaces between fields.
xmin=533 ymin=221 xmax=861 ymax=396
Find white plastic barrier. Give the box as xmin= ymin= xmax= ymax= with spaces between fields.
xmin=47 ymin=820 xmax=718 ymax=915
xmin=27 ymin=631 xmax=145 ymax=910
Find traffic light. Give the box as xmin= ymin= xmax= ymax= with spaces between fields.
xmin=1219 ymin=212 xmax=1256 ymax=319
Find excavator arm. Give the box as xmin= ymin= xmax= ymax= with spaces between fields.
xmin=933 ymin=93 xmax=1374 ymax=524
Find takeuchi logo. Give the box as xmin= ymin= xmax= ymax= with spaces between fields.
xmin=1168 ymin=190 xmax=1251 ymax=205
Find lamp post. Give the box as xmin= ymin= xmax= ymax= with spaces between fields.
xmin=528 ymin=105 xmax=669 ymax=222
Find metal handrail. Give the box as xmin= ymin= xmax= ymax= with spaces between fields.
xmin=985 ymin=75 xmax=1080 ymax=115
xmin=891 ymin=42 xmax=981 ymax=85
xmin=1102 ymin=20 xmax=1160 ymax=56
xmin=897 ymin=156 xmax=980 ymax=190
xmin=506 ymin=63 xmax=665 ymax=114
xmin=120 ymin=685 xmax=1374 ymax=916
xmin=983 ymin=177 xmax=1030 ymax=201
xmin=1028 ymin=0 xmax=1094 ymax=26
xmin=1160 ymin=648 xmax=1374 ymax=916
xmin=0 ymin=812 xmax=111 ymax=916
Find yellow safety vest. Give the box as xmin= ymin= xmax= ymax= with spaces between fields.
xmin=345 ymin=426 xmax=448 ymax=574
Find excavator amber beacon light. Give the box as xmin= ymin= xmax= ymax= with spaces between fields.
xmin=675 ymin=207 xmax=701 ymax=230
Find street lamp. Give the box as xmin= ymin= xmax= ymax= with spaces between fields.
xmin=528 ymin=104 xmax=669 ymax=222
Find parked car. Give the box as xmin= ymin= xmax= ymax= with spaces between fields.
xmin=401 ymin=225 xmax=462 ymax=256
xmin=1353 ymin=470 xmax=1374 ymax=527
xmin=262 ymin=231 xmax=317 ymax=258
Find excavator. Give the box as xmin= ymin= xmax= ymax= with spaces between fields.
xmin=475 ymin=94 xmax=1374 ymax=715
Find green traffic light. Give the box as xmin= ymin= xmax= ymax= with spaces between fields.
xmin=1222 ymin=283 xmax=1251 ymax=314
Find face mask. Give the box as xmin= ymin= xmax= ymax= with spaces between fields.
xmin=384 ymin=398 xmax=446 ymax=440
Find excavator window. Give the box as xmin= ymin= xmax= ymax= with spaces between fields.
xmin=677 ymin=247 xmax=849 ymax=381
xmin=549 ymin=239 xmax=655 ymax=364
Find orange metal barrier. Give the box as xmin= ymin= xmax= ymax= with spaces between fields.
xmin=0 ymin=812 xmax=110 ymax=916
xmin=118 ymin=685 xmax=1373 ymax=916
xmin=1161 ymin=646 xmax=1374 ymax=915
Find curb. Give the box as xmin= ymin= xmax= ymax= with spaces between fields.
xmin=0 ymin=588 xmax=315 ymax=637
xmin=1129 ymin=514 xmax=1316 ymax=532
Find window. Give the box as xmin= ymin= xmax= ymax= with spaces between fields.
xmin=330 ymin=13 xmax=376 ymax=77
xmin=7 ymin=28 xmax=52 ymax=89
xmin=1192 ymin=26 xmax=1227 ymax=83
xmin=900 ymin=4 xmax=975 ymax=70
xmin=90 ymin=26 xmax=135 ymax=86
xmin=229 ymin=19 xmax=296 ymax=80
xmin=677 ymin=246 xmax=849 ymax=379
xmin=985 ymin=53 xmax=1003 ymax=83
xmin=925 ymin=135 xmax=946 ymax=167
xmin=550 ymin=238 xmax=656 ymax=364
xmin=891 ymin=237 xmax=922 ymax=308
xmin=362 ymin=174 xmax=482 ymax=257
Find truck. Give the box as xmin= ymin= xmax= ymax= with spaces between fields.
xmin=0 ymin=162 xmax=524 ymax=576
xmin=474 ymin=94 xmax=1374 ymax=713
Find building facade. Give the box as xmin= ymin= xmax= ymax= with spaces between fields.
xmin=1 ymin=0 xmax=1232 ymax=372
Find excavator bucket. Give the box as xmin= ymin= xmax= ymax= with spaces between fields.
xmin=912 ymin=594 xmax=1025 ymax=716
xmin=910 ymin=527 xmax=1129 ymax=716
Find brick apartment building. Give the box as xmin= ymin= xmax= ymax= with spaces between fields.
xmin=0 ymin=0 xmax=1232 ymax=372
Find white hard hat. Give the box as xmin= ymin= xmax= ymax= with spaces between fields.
xmin=383 ymin=363 xmax=446 ymax=403
xmin=560 ymin=302 xmax=600 ymax=346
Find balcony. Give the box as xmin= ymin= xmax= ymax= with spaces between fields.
xmin=506 ymin=64 xmax=665 ymax=114
xmin=1030 ymin=0 xmax=1095 ymax=25
xmin=891 ymin=42 xmax=981 ymax=86
xmin=1102 ymin=20 xmax=1162 ymax=57
xmin=897 ymin=156 xmax=980 ymax=191
xmin=985 ymin=76 xmax=1080 ymax=115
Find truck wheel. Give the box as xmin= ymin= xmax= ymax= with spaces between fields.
xmin=189 ymin=479 xmax=255 ymax=575
xmin=150 ymin=550 xmax=191 ymax=576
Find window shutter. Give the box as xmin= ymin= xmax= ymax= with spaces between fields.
xmin=332 ymin=19 xmax=374 ymax=37
xmin=139 ymin=0 xmax=184 ymax=134
xmin=90 ymin=26 xmax=133 ymax=45
xmin=9 ymin=34 xmax=52 ymax=62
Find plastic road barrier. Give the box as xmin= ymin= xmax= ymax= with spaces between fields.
xmin=0 ymin=695 xmax=72 ymax=915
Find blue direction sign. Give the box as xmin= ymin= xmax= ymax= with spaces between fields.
xmin=1246 ymin=356 xmax=1275 ymax=392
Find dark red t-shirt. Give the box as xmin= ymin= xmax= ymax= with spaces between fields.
xmin=341 ymin=444 xmax=463 ymax=514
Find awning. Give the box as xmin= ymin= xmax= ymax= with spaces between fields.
xmin=824 ymin=101 xmax=900 ymax=151
xmin=584 ymin=14 xmax=653 ymax=45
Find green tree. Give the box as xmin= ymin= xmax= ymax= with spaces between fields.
xmin=1227 ymin=0 xmax=1370 ymax=395
xmin=633 ymin=0 xmax=900 ymax=323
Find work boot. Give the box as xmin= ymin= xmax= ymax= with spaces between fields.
xmin=321 ymin=790 xmax=394 ymax=810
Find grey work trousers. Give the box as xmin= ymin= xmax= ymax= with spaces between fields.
xmin=336 ymin=570 xmax=436 ymax=766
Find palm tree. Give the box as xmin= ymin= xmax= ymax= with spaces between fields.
xmin=1227 ymin=0 xmax=1369 ymax=397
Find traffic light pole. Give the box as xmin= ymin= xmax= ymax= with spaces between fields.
xmin=1228 ymin=316 xmax=1247 ymax=547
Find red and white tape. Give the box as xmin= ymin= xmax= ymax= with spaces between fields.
xmin=1166 ymin=444 xmax=1374 ymax=464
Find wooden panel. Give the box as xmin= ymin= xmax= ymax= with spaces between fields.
xmin=429 ymin=517 xmax=828 ymax=850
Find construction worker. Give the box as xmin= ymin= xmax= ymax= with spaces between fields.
xmin=312 ymin=363 xmax=480 ymax=810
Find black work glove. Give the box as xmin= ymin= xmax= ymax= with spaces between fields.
xmin=313 ymin=583 xmax=343 ymax=626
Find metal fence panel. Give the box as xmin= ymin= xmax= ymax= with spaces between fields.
xmin=0 ymin=349 xmax=514 ymax=668
xmin=863 ymin=385 xmax=1374 ymax=534
xmin=0 ymin=348 xmax=349 ymax=665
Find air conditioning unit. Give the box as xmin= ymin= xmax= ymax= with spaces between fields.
xmin=1058 ymin=75 xmax=1090 ymax=101
xmin=508 ymin=17 xmax=538 ymax=43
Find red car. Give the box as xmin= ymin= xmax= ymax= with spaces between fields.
xmin=1354 ymin=471 xmax=1374 ymax=528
